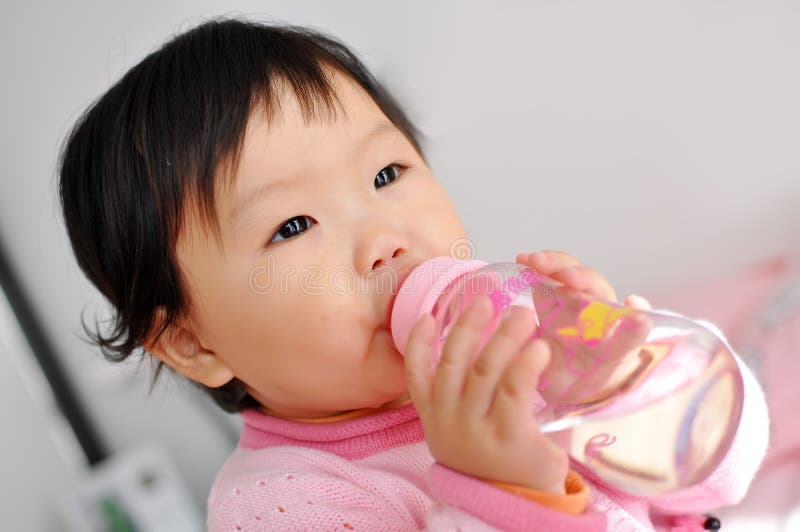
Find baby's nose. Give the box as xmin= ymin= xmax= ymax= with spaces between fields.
xmin=372 ymin=247 xmax=404 ymax=270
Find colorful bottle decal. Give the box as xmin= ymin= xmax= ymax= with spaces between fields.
xmin=488 ymin=269 xmax=643 ymax=404
xmin=555 ymin=301 xmax=636 ymax=345
xmin=584 ymin=432 xmax=618 ymax=458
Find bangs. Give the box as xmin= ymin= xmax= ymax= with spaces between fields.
xmin=131 ymin=21 xmax=351 ymax=247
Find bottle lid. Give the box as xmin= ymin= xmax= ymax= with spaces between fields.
xmin=390 ymin=256 xmax=487 ymax=355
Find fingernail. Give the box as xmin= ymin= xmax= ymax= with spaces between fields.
xmin=627 ymin=294 xmax=645 ymax=306
xmin=469 ymin=296 xmax=482 ymax=313
xmin=529 ymin=251 xmax=546 ymax=263
xmin=421 ymin=314 xmax=436 ymax=345
xmin=511 ymin=304 xmax=532 ymax=319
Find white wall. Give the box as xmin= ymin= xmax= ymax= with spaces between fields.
xmin=0 ymin=287 xmax=78 ymax=531
xmin=1 ymin=1 xmax=798 ymax=529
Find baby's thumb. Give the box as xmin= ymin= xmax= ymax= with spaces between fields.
xmin=516 ymin=337 xmax=553 ymax=401
xmin=403 ymin=313 xmax=436 ymax=407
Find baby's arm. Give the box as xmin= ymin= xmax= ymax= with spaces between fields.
xmin=426 ymin=462 xmax=605 ymax=530
xmin=645 ymin=319 xmax=770 ymax=514
xmin=206 ymin=446 xmax=605 ymax=531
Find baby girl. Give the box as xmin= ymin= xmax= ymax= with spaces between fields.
xmin=57 ymin=17 xmax=768 ymax=531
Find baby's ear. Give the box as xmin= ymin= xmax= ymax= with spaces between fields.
xmin=143 ymin=307 xmax=234 ymax=388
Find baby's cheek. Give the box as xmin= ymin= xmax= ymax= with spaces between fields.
xmin=425 ymin=192 xmax=469 ymax=240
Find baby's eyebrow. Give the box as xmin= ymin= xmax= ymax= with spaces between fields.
xmin=228 ymin=120 xmax=400 ymax=226
xmin=349 ymin=120 xmax=398 ymax=161
xmin=229 ymin=175 xmax=292 ymax=228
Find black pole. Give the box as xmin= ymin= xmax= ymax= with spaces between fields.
xmin=0 ymin=235 xmax=107 ymax=465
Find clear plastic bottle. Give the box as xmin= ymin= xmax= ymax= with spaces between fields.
xmin=390 ymin=256 xmax=744 ymax=496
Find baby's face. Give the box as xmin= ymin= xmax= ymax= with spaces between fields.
xmin=175 ymin=69 xmax=468 ymax=417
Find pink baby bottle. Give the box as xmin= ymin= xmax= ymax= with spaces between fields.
xmin=390 ymin=256 xmax=744 ymax=496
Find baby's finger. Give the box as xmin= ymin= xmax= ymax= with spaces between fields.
xmin=403 ymin=313 xmax=437 ymax=409
xmin=490 ymin=337 xmax=551 ymax=430
xmin=517 ymin=249 xmax=582 ymax=272
xmin=432 ymin=294 xmax=495 ymax=415
xmin=624 ymin=293 xmax=653 ymax=311
xmin=600 ymin=294 xmax=653 ymax=355
xmin=518 ymin=250 xmax=617 ymax=300
xmin=461 ymin=305 xmax=538 ymax=417
xmin=606 ymin=312 xmax=653 ymax=355
xmin=547 ymin=266 xmax=618 ymax=303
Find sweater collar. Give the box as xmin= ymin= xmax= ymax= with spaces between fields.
xmin=238 ymin=401 xmax=425 ymax=458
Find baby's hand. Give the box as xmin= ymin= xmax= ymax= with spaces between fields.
xmin=404 ymin=295 xmax=569 ymax=494
xmin=515 ymin=249 xmax=654 ymax=406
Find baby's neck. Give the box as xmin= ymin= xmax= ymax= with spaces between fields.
xmin=259 ymin=393 xmax=412 ymax=423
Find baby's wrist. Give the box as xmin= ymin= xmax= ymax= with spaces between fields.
xmin=485 ymin=468 xmax=568 ymax=494
xmin=540 ymin=479 xmax=567 ymax=495
xmin=514 ymin=477 xmax=567 ymax=495
xmin=486 ymin=470 xmax=591 ymax=515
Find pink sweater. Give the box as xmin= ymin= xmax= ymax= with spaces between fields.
xmin=207 ymin=346 xmax=768 ymax=531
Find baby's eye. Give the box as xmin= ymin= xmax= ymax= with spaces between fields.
xmin=269 ymin=215 xmax=316 ymax=244
xmin=267 ymin=164 xmax=405 ymax=246
xmin=374 ymin=164 xmax=406 ymax=189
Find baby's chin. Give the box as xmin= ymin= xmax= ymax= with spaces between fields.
xmin=287 ymin=328 xmax=407 ymax=414
xmin=381 ymin=326 xmax=409 ymax=369
xmin=373 ymin=392 xmax=412 ymax=410
xmin=364 ymin=331 xmax=409 ymax=405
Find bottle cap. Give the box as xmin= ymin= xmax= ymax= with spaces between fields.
xmin=390 ymin=256 xmax=486 ymax=355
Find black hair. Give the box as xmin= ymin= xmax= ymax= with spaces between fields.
xmin=57 ymin=16 xmax=425 ymax=413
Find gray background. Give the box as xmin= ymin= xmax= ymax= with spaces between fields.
xmin=1 ymin=1 xmax=798 ymax=530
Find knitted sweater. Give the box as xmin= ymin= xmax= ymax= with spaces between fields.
xmin=207 ymin=343 xmax=768 ymax=531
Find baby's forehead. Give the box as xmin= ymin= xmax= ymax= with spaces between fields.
xmin=234 ymin=72 xmax=396 ymax=175
xmin=207 ymin=78 xmax=396 ymax=219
